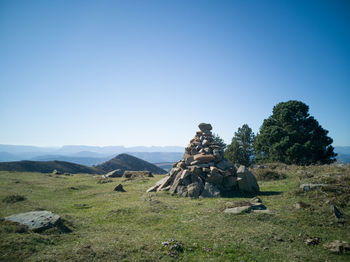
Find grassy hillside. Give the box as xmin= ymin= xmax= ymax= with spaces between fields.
xmin=0 ymin=164 xmax=349 ymax=261
xmin=0 ymin=160 xmax=103 ymax=174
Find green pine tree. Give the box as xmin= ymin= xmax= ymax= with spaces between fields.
xmin=224 ymin=124 xmax=255 ymax=166
xmin=254 ymin=100 xmax=337 ymax=165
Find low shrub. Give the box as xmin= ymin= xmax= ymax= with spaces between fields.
xmin=252 ymin=169 xmax=287 ymax=181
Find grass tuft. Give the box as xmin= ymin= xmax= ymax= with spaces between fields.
xmin=2 ymin=194 xmax=26 ymax=204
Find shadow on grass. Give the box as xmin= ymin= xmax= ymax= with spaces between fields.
xmin=40 ymin=220 xmax=73 ymax=234
xmin=223 ymin=190 xmax=283 ymax=198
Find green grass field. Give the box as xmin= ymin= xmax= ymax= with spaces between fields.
xmin=1 ymin=165 xmax=349 ymax=261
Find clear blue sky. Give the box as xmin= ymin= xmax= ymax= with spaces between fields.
xmin=1 ymin=0 xmax=349 ymax=147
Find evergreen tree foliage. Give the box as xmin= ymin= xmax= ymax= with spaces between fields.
xmin=254 ymin=100 xmax=337 ymax=165
xmin=224 ymin=124 xmax=255 ymax=166
xmin=212 ymin=133 xmax=227 ymax=150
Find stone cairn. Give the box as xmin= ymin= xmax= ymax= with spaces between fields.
xmin=147 ymin=123 xmax=259 ymax=198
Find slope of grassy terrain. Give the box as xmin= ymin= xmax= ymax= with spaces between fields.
xmin=0 ymin=160 xmax=103 ymax=174
xmin=0 ymin=165 xmax=349 ymax=261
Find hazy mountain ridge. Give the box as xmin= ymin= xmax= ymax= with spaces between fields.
xmin=0 ymin=153 xmax=167 ymax=174
xmin=1 ymin=144 xmax=349 ymax=164
xmin=335 ymin=146 xmax=350 ymax=164
xmin=30 ymin=155 xmax=110 ymax=166
xmin=0 ymin=144 xmax=184 ymax=164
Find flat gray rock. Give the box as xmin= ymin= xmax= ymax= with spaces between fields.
xmin=4 ymin=211 xmax=61 ymax=231
xmin=224 ymin=206 xmax=251 ymax=214
xmin=224 ymin=203 xmax=270 ymax=214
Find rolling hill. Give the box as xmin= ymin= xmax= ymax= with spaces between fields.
xmin=0 ymin=160 xmax=103 ymax=174
xmin=0 ymin=154 xmax=167 ymax=175
xmin=95 ymin=153 xmax=167 ymax=174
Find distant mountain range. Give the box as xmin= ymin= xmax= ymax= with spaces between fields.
xmin=0 ymin=144 xmax=184 ymax=165
xmin=0 ymin=153 xmax=166 ymax=174
xmin=0 ymin=144 xmax=349 ymax=165
xmin=335 ymin=146 xmax=350 ymax=164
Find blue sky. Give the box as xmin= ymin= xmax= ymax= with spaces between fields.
xmin=0 ymin=0 xmax=349 ymax=147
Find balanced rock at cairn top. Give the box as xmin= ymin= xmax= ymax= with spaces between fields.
xmin=147 ymin=123 xmax=260 ymax=198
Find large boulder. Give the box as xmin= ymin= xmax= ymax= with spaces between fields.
xmin=187 ymin=181 xmax=204 ymax=198
xmin=207 ymin=167 xmax=223 ymax=185
xmin=200 ymin=182 xmax=220 ymax=198
xmin=4 ymin=211 xmax=61 ymax=232
xmin=236 ymin=166 xmax=260 ymax=193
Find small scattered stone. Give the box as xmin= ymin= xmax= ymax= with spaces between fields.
xmin=293 ymin=201 xmax=311 ymax=209
xmin=333 ymin=205 xmax=343 ymax=219
xmin=202 ymin=247 xmax=213 ymax=252
xmin=299 ymin=183 xmax=326 ymax=191
xmin=250 ymin=197 xmax=262 ymax=204
xmin=114 ymin=184 xmax=126 ymax=192
xmin=73 ymin=204 xmax=91 ymax=209
xmin=274 ymin=236 xmax=284 ymax=242
xmin=162 ymin=239 xmax=184 ymax=256
xmin=323 ymin=240 xmax=350 ymax=253
xmin=304 ymin=237 xmax=321 ymax=246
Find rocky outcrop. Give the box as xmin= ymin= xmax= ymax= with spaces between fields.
xmin=147 ymin=123 xmax=260 ymax=197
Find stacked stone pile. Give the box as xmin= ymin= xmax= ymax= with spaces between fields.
xmin=147 ymin=123 xmax=259 ymax=198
